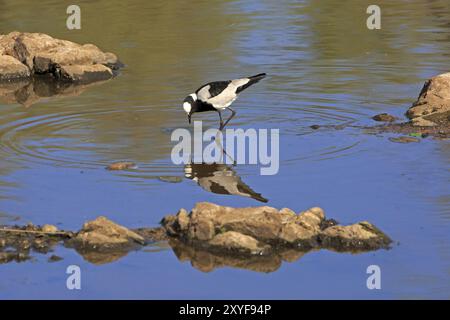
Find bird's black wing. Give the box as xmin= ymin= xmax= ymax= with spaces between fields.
xmin=196 ymin=80 xmax=231 ymax=102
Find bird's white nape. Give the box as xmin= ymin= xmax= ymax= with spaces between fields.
xmin=183 ymin=102 xmax=191 ymax=113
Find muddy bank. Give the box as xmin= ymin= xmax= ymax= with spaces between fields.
xmin=0 ymin=32 xmax=122 ymax=84
xmin=1 ymin=203 xmax=391 ymax=271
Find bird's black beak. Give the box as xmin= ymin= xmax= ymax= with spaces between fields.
xmin=188 ymin=114 xmax=191 ymax=124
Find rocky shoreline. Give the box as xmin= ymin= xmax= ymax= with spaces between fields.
xmin=1 ymin=202 xmax=391 ymax=271
xmin=370 ymin=72 xmax=450 ymax=140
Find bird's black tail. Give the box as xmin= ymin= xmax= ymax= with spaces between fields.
xmin=236 ymin=73 xmax=267 ymax=94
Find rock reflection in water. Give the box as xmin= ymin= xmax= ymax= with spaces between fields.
xmin=0 ymin=76 xmax=109 ymax=107
xmin=169 ymin=238 xmax=306 ymax=273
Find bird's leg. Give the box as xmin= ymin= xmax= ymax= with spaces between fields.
xmin=217 ymin=110 xmax=224 ymax=132
xmin=220 ymin=107 xmax=236 ymax=131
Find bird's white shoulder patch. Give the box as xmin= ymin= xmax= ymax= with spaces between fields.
xmin=189 ymin=93 xmax=197 ymax=100
xmin=197 ymin=85 xmax=211 ymax=101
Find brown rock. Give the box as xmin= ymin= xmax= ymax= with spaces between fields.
xmin=188 ymin=216 xmax=215 ymax=241
xmin=189 ymin=202 xmax=282 ymax=242
xmin=0 ymin=31 xmax=120 ymax=83
xmin=279 ymin=222 xmax=316 ymax=246
xmin=176 ymin=208 xmax=190 ymax=231
xmin=411 ymin=117 xmax=437 ymax=127
xmin=0 ymin=55 xmax=30 ymax=80
xmin=72 ymin=216 xmax=145 ymax=250
xmin=161 ymin=202 xmax=392 ymax=257
xmin=296 ymin=207 xmax=325 ymax=233
xmin=407 ymin=73 xmax=450 ymax=121
xmin=208 ymin=231 xmax=270 ymax=255
xmin=58 ymin=64 xmax=113 ymax=83
xmin=319 ymin=221 xmax=391 ymax=251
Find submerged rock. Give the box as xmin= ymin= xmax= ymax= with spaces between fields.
xmin=161 ymin=202 xmax=391 ymax=255
xmin=372 ymin=113 xmax=397 ymax=122
xmin=389 ymin=136 xmax=420 ymax=144
xmin=0 ymin=32 xmax=121 ymax=84
xmin=106 ymin=162 xmax=137 ymax=171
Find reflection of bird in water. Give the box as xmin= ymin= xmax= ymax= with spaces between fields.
xmin=184 ymin=163 xmax=268 ymax=203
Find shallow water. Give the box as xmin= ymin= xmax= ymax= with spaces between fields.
xmin=1 ymin=0 xmax=450 ymax=299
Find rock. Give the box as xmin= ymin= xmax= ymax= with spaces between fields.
xmin=188 ymin=215 xmax=215 ymax=241
xmin=176 ymin=208 xmax=190 ymax=232
xmin=161 ymin=202 xmax=391 ymax=256
xmin=389 ymin=136 xmax=420 ymax=143
xmin=189 ymin=202 xmax=283 ymax=242
xmin=0 ymin=32 xmax=121 ymax=83
xmin=278 ymin=222 xmax=316 ymax=246
xmin=208 ymin=231 xmax=270 ymax=255
xmin=58 ymin=64 xmax=113 ymax=83
xmin=407 ymin=73 xmax=450 ymax=121
xmin=411 ymin=117 xmax=437 ymax=127
xmin=42 ymin=224 xmax=58 ymax=233
xmin=0 ymin=55 xmax=30 ymax=80
xmin=106 ymin=162 xmax=136 ymax=171
xmin=372 ymin=113 xmax=397 ymax=122
xmin=320 ymin=218 xmax=339 ymax=230
xmin=310 ymin=125 xmax=321 ymax=130
xmin=296 ymin=207 xmax=325 ymax=232
xmin=72 ymin=216 xmax=145 ymax=250
xmin=319 ymin=221 xmax=391 ymax=251
xmin=132 ymin=227 xmax=168 ymax=242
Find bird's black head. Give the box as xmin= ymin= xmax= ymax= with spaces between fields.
xmin=183 ymin=93 xmax=198 ymax=124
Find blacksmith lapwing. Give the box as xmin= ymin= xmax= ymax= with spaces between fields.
xmin=183 ymin=73 xmax=267 ymax=130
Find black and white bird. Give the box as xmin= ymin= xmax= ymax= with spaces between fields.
xmin=183 ymin=73 xmax=266 ymax=130
xmin=184 ymin=163 xmax=268 ymax=203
